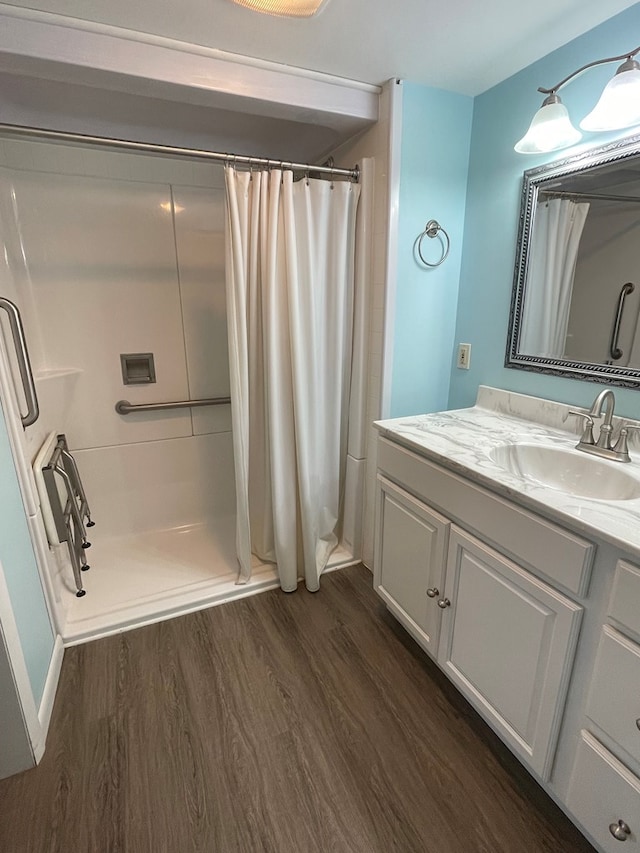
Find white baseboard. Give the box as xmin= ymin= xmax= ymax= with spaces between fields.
xmin=36 ymin=634 xmax=64 ymax=754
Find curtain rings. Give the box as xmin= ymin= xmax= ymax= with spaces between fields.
xmin=417 ymin=219 xmax=450 ymax=267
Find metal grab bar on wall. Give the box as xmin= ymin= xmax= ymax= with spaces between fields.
xmin=609 ymin=282 xmax=635 ymax=361
xmin=0 ymin=297 xmax=39 ymax=427
xmin=115 ymin=396 xmax=231 ymax=415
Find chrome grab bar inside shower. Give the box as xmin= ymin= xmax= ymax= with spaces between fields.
xmin=115 ymin=396 xmax=231 ymax=415
xmin=609 ymin=281 xmax=635 ymax=361
xmin=0 ymin=297 xmax=39 ymax=427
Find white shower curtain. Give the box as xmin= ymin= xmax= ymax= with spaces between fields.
xmin=225 ymin=167 xmax=360 ymax=592
xmin=520 ymin=198 xmax=590 ymax=358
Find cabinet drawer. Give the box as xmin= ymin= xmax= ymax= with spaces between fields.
xmin=587 ymin=626 xmax=640 ymax=768
xmin=609 ymin=560 xmax=640 ymax=640
xmin=567 ymin=731 xmax=640 ymax=852
xmin=377 ymin=437 xmax=593 ymax=596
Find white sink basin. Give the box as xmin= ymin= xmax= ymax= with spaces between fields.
xmin=489 ymin=443 xmax=640 ymax=501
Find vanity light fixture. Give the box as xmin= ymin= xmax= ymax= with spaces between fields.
xmin=231 ymin=0 xmax=328 ymax=16
xmin=515 ymin=44 xmax=640 ymax=154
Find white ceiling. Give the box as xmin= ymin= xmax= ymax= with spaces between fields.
xmin=2 ymin=0 xmax=638 ymax=94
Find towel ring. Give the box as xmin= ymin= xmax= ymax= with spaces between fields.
xmin=417 ymin=220 xmax=450 ymax=268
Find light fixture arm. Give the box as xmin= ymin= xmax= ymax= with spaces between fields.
xmin=538 ymin=45 xmax=640 ymax=95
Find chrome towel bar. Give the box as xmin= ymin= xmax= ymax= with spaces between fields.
xmin=115 ymin=396 xmax=231 ymax=415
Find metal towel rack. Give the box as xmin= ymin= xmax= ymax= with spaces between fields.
xmin=42 ymin=435 xmax=95 ymax=598
xmin=115 ymin=396 xmax=231 ymax=415
xmin=417 ymin=219 xmax=450 ymax=268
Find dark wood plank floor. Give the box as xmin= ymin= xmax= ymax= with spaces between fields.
xmin=0 ymin=564 xmax=595 ymax=853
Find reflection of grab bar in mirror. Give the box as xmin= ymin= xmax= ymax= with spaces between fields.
xmin=609 ymin=282 xmax=635 ymax=362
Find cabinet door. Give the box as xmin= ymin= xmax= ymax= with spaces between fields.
xmin=374 ymin=475 xmax=450 ymax=658
xmin=438 ymin=527 xmax=582 ymax=780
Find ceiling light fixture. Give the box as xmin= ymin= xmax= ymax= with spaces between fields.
xmin=231 ymin=0 xmax=328 ymax=17
xmin=515 ymin=45 xmax=640 ymax=155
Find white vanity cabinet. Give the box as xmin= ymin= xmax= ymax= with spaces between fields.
xmin=374 ymin=389 xmax=640 ymax=853
xmin=374 ymin=436 xmax=588 ymax=781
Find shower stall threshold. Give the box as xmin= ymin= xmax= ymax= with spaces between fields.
xmin=61 ymin=517 xmax=357 ymax=645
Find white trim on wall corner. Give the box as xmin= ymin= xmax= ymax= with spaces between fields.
xmin=35 ymin=634 xmax=63 ymax=757
xmin=380 ymin=78 xmax=403 ymax=419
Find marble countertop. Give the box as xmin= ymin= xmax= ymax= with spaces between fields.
xmin=375 ymin=386 xmax=640 ymax=559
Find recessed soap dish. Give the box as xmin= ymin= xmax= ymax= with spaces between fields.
xmin=120 ymin=353 xmax=156 ymax=385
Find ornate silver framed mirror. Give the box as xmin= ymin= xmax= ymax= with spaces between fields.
xmin=506 ymin=132 xmax=640 ymax=388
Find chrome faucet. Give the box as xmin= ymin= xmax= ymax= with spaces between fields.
xmin=588 ymin=389 xmax=616 ymax=450
xmin=569 ymin=389 xmax=640 ymax=462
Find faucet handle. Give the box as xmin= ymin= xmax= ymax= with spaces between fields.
xmin=568 ymin=410 xmax=595 ymax=446
xmin=613 ymin=424 xmax=640 ymax=461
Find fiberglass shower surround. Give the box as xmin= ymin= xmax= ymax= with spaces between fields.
xmin=0 ymin=140 xmax=247 ymax=640
xmin=0 ymin=135 xmax=366 ymax=642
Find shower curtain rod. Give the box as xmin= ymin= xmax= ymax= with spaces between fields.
xmin=0 ymin=123 xmax=360 ymax=181
xmin=539 ymin=188 xmax=640 ymax=204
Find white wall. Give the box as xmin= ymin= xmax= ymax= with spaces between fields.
xmin=0 ymin=138 xmax=235 ymax=541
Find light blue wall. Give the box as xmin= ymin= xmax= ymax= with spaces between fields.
xmin=390 ymin=82 xmax=473 ymax=416
xmin=0 ymin=411 xmax=54 ymax=706
xmin=449 ymin=4 xmax=640 ymax=417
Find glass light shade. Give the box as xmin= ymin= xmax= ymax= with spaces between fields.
xmin=580 ymin=65 xmax=640 ymax=131
xmin=232 ymin=0 xmax=327 ymax=16
xmin=515 ymin=100 xmax=582 ymax=154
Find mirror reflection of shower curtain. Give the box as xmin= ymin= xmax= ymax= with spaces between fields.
xmin=519 ymin=198 xmax=590 ymax=358
xmin=225 ymin=167 xmax=360 ymax=592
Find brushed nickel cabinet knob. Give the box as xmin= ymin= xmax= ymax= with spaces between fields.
xmin=437 ymin=598 xmax=451 ymax=609
xmin=426 ymin=587 xmax=439 ymax=598
xmin=609 ymin=819 xmax=631 ymax=841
